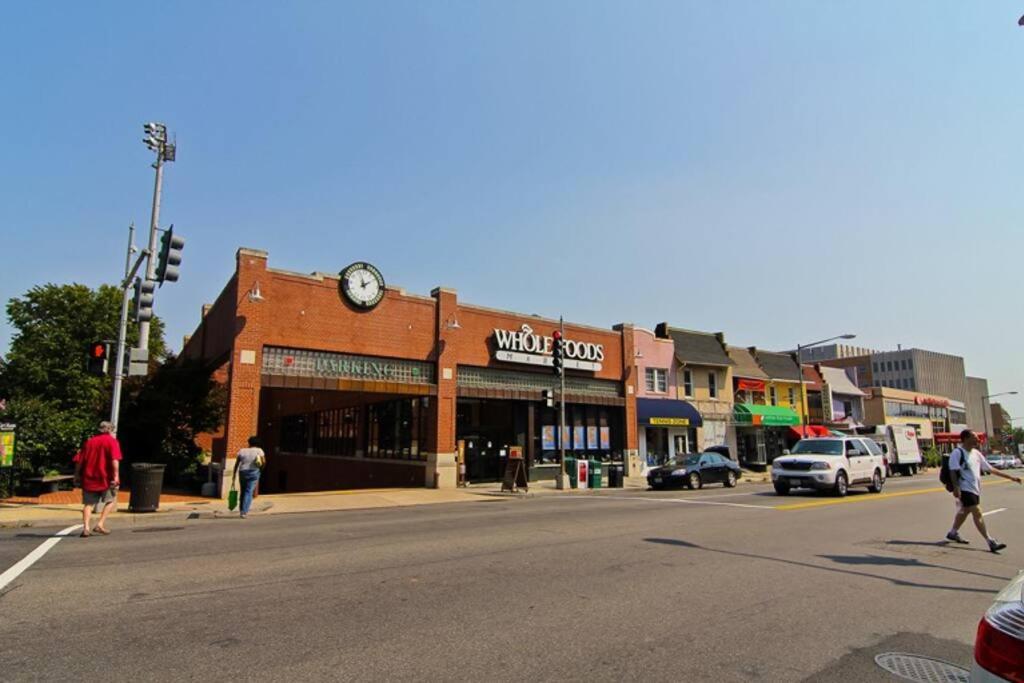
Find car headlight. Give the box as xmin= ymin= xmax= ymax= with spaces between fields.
xmin=671 ymin=469 xmax=686 ymax=476
xmin=811 ymin=462 xmax=831 ymax=470
xmin=773 ymin=461 xmax=787 ymax=470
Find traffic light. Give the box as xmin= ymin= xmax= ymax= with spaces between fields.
xmin=87 ymin=341 xmax=109 ymax=377
xmin=155 ymin=224 xmax=185 ymax=284
xmin=552 ymin=330 xmax=564 ymax=376
xmin=132 ymin=277 xmax=156 ymax=322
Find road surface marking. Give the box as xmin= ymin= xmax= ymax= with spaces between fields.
xmin=983 ymin=508 xmax=1006 ymax=517
xmin=775 ymin=480 xmax=1011 ymax=511
xmin=569 ymin=496 xmax=771 ymax=510
xmin=0 ymin=524 xmax=82 ymax=592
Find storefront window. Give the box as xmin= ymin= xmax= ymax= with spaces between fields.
xmin=682 ymin=370 xmax=693 ymax=397
xmin=366 ymin=399 xmax=428 ymax=460
xmin=645 ymin=368 xmax=667 ymax=393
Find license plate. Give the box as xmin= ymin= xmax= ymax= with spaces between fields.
xmin=653 ymin=477 xmax=663 ymax=484
xmin=790 ymin=478 xmax=802 ymax=487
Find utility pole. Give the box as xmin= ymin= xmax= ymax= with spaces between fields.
xmin=138 ymin=122 xmax=175 ymax=352
xmin=109 ymin=227 xmax=150 ymax=431
xmin=554 ymin=317 xmax=568 ymax=490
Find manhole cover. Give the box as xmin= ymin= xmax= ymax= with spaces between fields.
xmin=874 ymin=652 xmax=969 ymax=683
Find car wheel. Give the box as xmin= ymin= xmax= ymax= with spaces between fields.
xmin=912 ymin=464 xmax=919 ymax=475
xmin=687 ymin=472 xmax=702 ymax=490
xmin=724 ymin=471 xmax=737 ymax=488
xmin=773 ymin=483 xmax=789 ymax=495
xmin=868 ymin=469 xmax=884 ymax=493
xmin=833 ymin=471 xmax=848 ymax=497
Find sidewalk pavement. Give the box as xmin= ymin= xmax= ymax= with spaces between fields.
xmin=0 ymin=468 xmax=771 ymax=529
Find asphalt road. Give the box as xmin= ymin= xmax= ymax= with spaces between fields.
xmin=1 ymin=473 xmax=1022 ymax=681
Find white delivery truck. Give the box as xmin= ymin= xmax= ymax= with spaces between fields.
xmin=866 ymin=425 xmax=922 ymax=476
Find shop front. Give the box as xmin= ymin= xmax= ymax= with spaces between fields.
xmin=183 ymin=248 xmax=638 ymax=495
xmin=733 ymin=403 xmax=800 ymax=467
xmin=636 ymin=397 xmax=703 ymax=469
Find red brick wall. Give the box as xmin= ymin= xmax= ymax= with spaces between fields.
xmin=186 ymin=248 xmax=639 ymax=489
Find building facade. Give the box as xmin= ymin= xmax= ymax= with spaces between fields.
xmin=965 ymin=376 xmax=991 ymax=436
xmin=185 ymin=249 xmax=639 ymax=494
xmin=798 ymin=343 xmax=877 ymax=363
xmin=654 ymin=324 xmax=734 ymax=454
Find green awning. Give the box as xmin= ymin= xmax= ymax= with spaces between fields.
xmin=734 ymin=403 xmax=800 ymax=427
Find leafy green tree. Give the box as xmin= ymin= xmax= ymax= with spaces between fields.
xmin=0 ymin=283 xmax=166 ymax=492
xmin=118 ymin=355 xmax=226 ymax=487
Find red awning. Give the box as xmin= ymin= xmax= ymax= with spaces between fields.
xmin=935 ymin=432 xmax=987 ymax=444
xmin=788 ymin=425 xmax=830 ymax=439
xmin=737 ymin=378 xmax=766 ymax=392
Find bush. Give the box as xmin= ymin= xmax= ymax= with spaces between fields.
xmin=923 ymin=446 xmax=941 ymax=469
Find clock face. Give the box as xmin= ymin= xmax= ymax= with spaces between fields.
xmin=339 ymin=262 xmax=386 ymax=309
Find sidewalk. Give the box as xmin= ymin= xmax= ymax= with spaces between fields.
xmin=0 ymin=468 xmax=772 ymax=529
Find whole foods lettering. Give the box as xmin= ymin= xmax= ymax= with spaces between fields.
xmin=493 ymin=324 xmax=605 ymax=363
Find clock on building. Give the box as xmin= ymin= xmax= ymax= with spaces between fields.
xmin=339 ymin=262 xmax=386 ymax=310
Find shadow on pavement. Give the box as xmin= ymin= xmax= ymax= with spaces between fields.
xmin=819 ymin=553 xmax=1009 ymax=582
xmin=645 ymin=537 xmax=1005 ymax=594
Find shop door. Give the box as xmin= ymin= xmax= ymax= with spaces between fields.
xmin=645 ymin=428 xmax=669 ymax=466
xmin=464 ymin=437 xmax=502 ymax=483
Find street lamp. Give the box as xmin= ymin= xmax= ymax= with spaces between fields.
xmin=796 ymin=334 xmax=857 ymax=438
xmin=981 ymin=390 xmax=1019 ymax=450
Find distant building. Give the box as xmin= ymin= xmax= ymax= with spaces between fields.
xmin=965 ymin=377 xmax=991 ymax=436
xmin=798 ymin=343 xmax=877 ymax=363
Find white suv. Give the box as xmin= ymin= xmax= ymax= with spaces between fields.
xmin=771 ymin=436 xmax=886 ymax=497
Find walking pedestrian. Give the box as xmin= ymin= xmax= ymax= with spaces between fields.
xmin=72 ymin=421 xmax=122 ymax=537
xmin=232 ymin=436 xmax=265 ymax=519
xmin=945 ymin=429 xmax=1021 ymax=552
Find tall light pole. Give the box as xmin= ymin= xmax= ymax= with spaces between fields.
xmin=982 ymin=390 xmax=1018 ymax=451
xmin=138 ymin=122 xmax=175 ymax=353
xmin=795 ymin=334 xmax=857 ymax=438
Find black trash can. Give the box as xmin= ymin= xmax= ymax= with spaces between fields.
xmin=608 ymin=463 xmax=625 ymax=488
xmin=129 ymin=463 xmax=166 ymax=512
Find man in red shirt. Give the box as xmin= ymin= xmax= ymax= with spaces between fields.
xmin=73 ymin=421 xmax=122 ymax=537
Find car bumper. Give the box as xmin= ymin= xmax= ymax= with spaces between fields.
xmin=648 ymin=474 xmax=687 ymax=488
xmin=772 ymin=471 xmax=836 ymax=490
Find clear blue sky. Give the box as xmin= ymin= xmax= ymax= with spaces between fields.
xmin=2 ymin=2 xmax=1022 ymax=419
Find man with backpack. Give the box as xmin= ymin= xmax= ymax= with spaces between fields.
xmin=944 ymin=429 xmax=1021 ymax=552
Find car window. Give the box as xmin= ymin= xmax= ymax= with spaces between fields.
xmin=845 ymin=441 xmax=857 ymax=454
xmin=792 ymin=439 xmax=844 ymax=456
xmin=863 ymin=440 xmax=883 ymax=456
xmin=706 ymin=454 xmax=722 ymax=464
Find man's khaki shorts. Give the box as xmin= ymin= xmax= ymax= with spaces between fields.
xmin=83 ymin=488 xmax=117 ymax=508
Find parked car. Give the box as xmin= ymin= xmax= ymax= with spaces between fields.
xmin=985 ymin=454 xmax=1015 ymax=470
xmin=972 ymin=569 xmax=1024 ymax=682
xmin=771 ymin=436 xmax=886 ymax=497
xmin=647 ymin=452 xmax=741 ymax=490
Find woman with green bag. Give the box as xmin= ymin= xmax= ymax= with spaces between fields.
xmin=232 ymin=436 xmax=265 ymax=519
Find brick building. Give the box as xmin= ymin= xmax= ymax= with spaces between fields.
xmin=184 ymin=248 xmax=638 ymax=494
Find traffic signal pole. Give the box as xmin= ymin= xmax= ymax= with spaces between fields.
xmin=137 ymin=147 xmax=164 ymax=353
xmin=110 ymin=227 xmax=149 ymax=432
xmin=556 ymin=316 xmax=568 ymax=490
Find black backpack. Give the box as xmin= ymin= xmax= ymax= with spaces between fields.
xmin=939 ymin=447 xmax=964 ymax=492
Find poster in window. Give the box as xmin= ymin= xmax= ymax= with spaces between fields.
xmin=587 ymin=426 xmax=598 ymax=450
xmin=542 ymin=425 xmax=556 ymax=451
xmin=562 ymin=426 xmax=572 ymax=449
xmin=599 ymin=426 xmax=611 ymax=450
xmin=574 ymin=426 xmax=585 ymax=450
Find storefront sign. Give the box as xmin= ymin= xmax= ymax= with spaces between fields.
xmin=493 ymin=324 xmax=604 ymax=372
xmin=914 ymin=396 xmax=949 ymax=408
xmin=648 ymin=417 xmax=690 ymax=427
xmin=0 ymin=423 xmax=15 ymax=468
xmin=736 ymin=379 xmax=766 ymax=392
xmin=262 ymin=347 xmax=435 ymax=384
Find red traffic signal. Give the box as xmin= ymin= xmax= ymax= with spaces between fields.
xmin=90 ymin=341 xmax=107 ymax=359
xmin=552 ymin=330 xmax=562 ymax=340
xmin=87 ymin=341 xmax=109 ymax=376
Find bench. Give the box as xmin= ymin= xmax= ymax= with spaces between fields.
xmin=23 ymin=475 xmax=75 ymax=496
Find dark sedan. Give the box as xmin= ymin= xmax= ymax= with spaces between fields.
xmin=647 ymin=452 xmax=742 ymax=490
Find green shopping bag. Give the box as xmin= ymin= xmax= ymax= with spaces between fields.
xmin=227 ymin=480 xmax=238 ymax=511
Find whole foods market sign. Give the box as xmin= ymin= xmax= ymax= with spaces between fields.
xmin=493 ymin=324 xmax=604 ymax=372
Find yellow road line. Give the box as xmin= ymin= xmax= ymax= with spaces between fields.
xmin=775 ymin=479 xmax=1011 ymax=511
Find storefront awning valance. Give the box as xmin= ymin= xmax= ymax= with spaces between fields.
xmin=636 ymin=398 xmax=703 ymax=428
xmin=734 ymin=403 xmax=800 ymax=427
xmin=788 ymin=425 xmax=831 ymax=439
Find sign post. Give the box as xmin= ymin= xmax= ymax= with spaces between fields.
xmin=1 ymin=422 xmax=16 ymax=498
